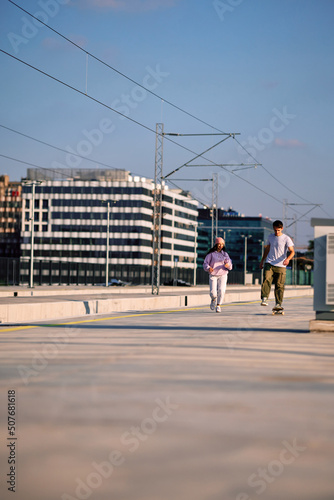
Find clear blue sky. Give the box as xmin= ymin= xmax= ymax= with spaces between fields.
xmin=1 ymin=0 xmax=333 ymax=246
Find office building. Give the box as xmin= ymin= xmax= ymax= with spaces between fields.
xmin=20 ymin=168 xmax=198 ymax=284
xmin=197 ymin=207 xmax=273 ymax=274
xmin=0 ymin=175 xmax=22 ymax=258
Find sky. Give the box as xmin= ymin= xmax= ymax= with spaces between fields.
xmin=0 ymin=0 xmax=334 ymax=247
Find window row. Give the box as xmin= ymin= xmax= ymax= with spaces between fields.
xmin=23 ymin=237 xmax=153 ymax=247
xmin=21 ymin=250 xmax=153 ymax=259
xmin=23 ymin=186 xmax=152 ymax=196
xmin=51 ymin=199 xmax=152 ymax=209
xmin=50 ymin=212 xmax=153 ymax=222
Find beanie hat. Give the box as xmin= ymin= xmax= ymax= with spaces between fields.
xmin=215 ymin=237 xmax=225 ymax=245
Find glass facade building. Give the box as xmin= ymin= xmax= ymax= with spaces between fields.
xmin=198 ymin=208 xmax=273 ymax=273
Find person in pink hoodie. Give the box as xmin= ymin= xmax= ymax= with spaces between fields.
xmin=203 ymin=237 xmax=233 ymax=313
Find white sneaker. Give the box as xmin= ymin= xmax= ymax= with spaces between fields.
xmin=261 ymin=298 xmax=268 ymax=306
xmin=216 ymin=305 xmax=222 ymax=313
xmin=210 ymin=298 xmax=217 ymax=311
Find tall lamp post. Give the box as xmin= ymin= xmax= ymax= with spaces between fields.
xmin=241 ymin=234 xmax=252 ymax=285
xmin=102 ymin=200 xmax=117 ymax=287
xmin=193 ymin=223 xmax=198 ymax=286
xmin=23 ymin=179 xmax=43 ymax=288
xmin=187 ymin=221 xmax=203 ymax=286
xmin=257 ymin=239 xmax=265 ymax=284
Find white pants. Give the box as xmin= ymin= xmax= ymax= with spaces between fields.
xmin=209 ymin=274 xmax=228 ymax=305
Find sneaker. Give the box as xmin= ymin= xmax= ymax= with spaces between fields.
xmin=261 ymin=298 xmax=268 ymax=306
xmin=274 ymin=304 xmax=283 ymax=310
xmin=216 ymin=305 xmax=222 ymax=313
xmin=210 ymin=298 xmax=217 ymax=311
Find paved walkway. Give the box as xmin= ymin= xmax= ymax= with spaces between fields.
xmin=0 ymin=296 xmax=333 ymax=500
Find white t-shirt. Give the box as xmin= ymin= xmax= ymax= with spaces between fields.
xmin=265 ymin=233 xmax=294 ymax=267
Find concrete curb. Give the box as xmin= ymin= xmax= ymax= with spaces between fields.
xmin=0 ymin=286 xmax=313 ymax=324
xmin=309 ymin=320 xmax=334 ymax=332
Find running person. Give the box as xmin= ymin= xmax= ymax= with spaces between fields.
xmin=259 ymin=220 xmax=295 ymax=309
xmin=203 ymin=237 xmax=233 ymax=313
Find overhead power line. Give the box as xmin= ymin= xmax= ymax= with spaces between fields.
xmin=0 ymin=153 xmax=73 ymax=178
xmin=7 ymin=0 xmax=227 ymax=134
xmin=233 ymin=136 xmax=314 ymax=205
xmin=6 ymin=0 xmax=329 ymax=219
xmin=0 ymin=124 xmax=117 ymax=170
xmin=0 ymin=50 xmax=313 ymax=212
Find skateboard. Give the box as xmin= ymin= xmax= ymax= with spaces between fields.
xmin=272 ymin=307 xmax=284 ymax=316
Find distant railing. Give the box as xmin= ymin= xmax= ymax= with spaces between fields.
xmin=0 ymin=258 xmax=313 ymax=287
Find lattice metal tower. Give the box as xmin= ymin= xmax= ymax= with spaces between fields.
xmin=211 ymin=173 xmax=218 ymax=246
xmin=152 ymin=123 xmax=164 ymax=294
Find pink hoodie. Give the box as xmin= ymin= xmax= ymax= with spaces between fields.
xmin=203 ymin=250 xmax=233 ymax=276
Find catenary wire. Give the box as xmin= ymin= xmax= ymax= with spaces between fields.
xmin=6 ymin=1 xmax=330 ymax=219
xmin=0 ymin=124 xmax=118 ymax=170
xmin=233 ymin=136 xmax=314 ymax=204
xmin=7 ymin=0 xmax=227 ymax=134
xmin=0 ymin=49 xmax=310 ymax=213
xmin=0 ymin=153 xmax=75 ymax=178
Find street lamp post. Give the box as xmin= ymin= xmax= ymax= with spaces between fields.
xmin=241 ymin=234 xmax=252 ymax=285
xmin=221 ymin=228 xmax=231 ymax=243
xmin=102 ymin=200 xmax=117 ymax=287
xmin=258 ymin=239 xmax=265 ymax=284
xmin=106 ymin=201 xmax=110 ymax=287
xmin=23 ymin=180 xmax=42 ymax=288
xmin=193 ymin=223 xmax=198 ymax=286
xmin=188 ymin=221 xmax=202 ymax=287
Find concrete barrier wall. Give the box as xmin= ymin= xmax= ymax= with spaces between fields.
xmin=0 ymin=286 xmax=313 ymax=324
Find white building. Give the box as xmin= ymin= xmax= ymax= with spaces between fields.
xmin=20 ymin=168 xmax=198 ymax=283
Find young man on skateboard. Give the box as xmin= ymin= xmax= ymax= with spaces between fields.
xmin=259 ymin=220 xmax=295 ymax=311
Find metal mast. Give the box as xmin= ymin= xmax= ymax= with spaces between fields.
xmin=152 ymin=123 xmax=164 ymax=295
xmin=211 ymin=173 xmax=218 ymax=246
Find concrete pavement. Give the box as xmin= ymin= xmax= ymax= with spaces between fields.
xmin=0 ymin=295 xmax=333 ymax=500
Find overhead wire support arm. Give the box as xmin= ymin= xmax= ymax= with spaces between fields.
xmin=286 ymin=205 xmax=321 ymax=228
xmin=184 ymin=163 xmax=261 ymax=172
xmin=166 ymin=179 xmax=213 ymax=182
xmin=163 ymin=134 xmax=237 ymax=180
xmin=187 ymin=163 xmax=260 ymax=167
xmin=164 ymin=133 xmax=240 ymax=137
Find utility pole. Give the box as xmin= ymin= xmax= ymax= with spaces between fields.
xmin=23 ymin=180 xmax=43 ymax=288
xmin=211 ymin=173 xmax=218 ymax=246
xmin=283 ymin=199 xmax=287 ymax=229
xmin=102 ymin=200 xmax=117 ymax=287
xmin=158 ymin=129 xmax=241 ymax=292
xmin=241 ymin=234 xmax=252 ymax=285
xmin=152 ymin=123 xmax=164 ymax=295
xmin=285 ymin=202 xmax=321 ymax=286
